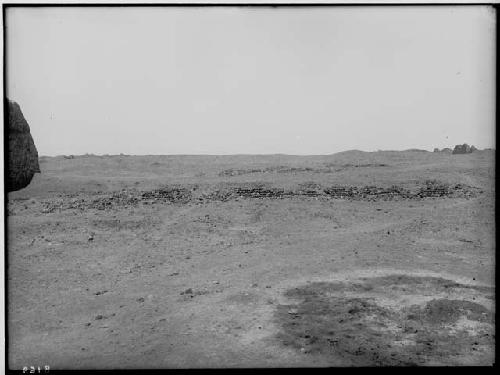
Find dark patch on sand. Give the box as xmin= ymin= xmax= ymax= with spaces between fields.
xmin=275 ymin=275 xmax=494 ymax=366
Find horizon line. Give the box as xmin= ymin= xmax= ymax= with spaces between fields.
xmin=39 ymin=147 xmax=495 ymax=158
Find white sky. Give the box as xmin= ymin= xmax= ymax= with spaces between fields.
xmin=5 ymin=6 xmax=496 ymax=156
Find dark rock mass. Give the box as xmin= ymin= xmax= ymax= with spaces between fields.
xmin=6 ymin=99 xmax=40 ymax=191
xmin=452 ymin=143 xmax=476 ymax=155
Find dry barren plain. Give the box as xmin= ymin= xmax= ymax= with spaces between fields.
xmin=7 ymin=150 xmax=496 ymax=368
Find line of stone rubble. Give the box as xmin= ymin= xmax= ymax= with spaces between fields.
xmin=218 ymin=163 xmax=389 ymax=177
xmin=34 ymin=181 xmax=483 ymax=213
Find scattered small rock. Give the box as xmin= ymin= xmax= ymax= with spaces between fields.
xmin=181 ymin=288 xmax=193 ymax=295
xmin=137 ymin=297 xmax=145 ymax=303
xmin=95 ymin=314 xmax=104 ymax=320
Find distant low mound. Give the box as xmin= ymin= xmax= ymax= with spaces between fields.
xmin=7 ymin=99 xmax=40 ymax=191
xmin=404 ymin=148 xmax=428 ymax=152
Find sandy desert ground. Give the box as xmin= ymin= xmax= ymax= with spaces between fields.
xmin=6 ymin=150 xmax=495 ymax=368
